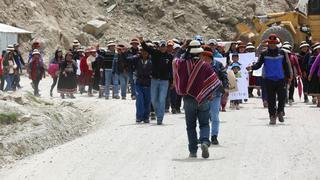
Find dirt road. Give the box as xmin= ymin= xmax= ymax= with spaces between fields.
xmin=0 ymin=77 xmax=320 ymax=180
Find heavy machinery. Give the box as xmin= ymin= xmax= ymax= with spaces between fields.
xmin=236 ymin=0 xmax=320 ymax=49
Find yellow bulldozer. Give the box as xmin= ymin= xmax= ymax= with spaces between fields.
xmin=236 ymin=0 xmax=320 ymax=49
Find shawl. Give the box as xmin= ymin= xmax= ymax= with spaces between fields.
xmin=174 ymin=58 xmax=221 ymax=104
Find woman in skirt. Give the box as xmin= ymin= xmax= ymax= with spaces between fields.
xmin=308 ymin=44 xmax=320 ymax=107
xmin=57 ymin=52 xmax=78 ymax=99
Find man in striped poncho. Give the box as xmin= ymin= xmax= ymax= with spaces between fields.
xmin=173 ymin=40 xmax=221 ymax=159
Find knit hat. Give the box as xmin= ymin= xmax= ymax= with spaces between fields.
xmin=231 ymin=63 xmax=241 ymax=70
xmin=201 ymin=51 xmax=213 ymax=58
xmin=267 ymin=34 xmax=280 ymax=44
xmin=159 ymin=40 xmax=167 ymax=47
xmin=207 ymin=39 xmax=218 ymax=46
xmin=189 ymin=40 xmax=204 ymax=54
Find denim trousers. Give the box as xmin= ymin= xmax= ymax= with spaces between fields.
xmin=135 ymin=83 xmax=151 ymax=120
xmin=104 ymin=69 xmax=113 ymax=97
xmin=151 ymin=79 xmax=169 ymax=123
xmin=210 ymin=95 xmax=222 ymax=136
xmin=183 ymin=96 xmax=210 ymax=154
xmin=114 ymin=73 xmax=128 ymax=98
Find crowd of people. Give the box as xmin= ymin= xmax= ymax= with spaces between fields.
xmin=0 ymin=33 xmax=319 ymax=159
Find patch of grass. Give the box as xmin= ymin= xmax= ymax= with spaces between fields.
xmin=0 ymin=113 xmax=20 ymax=125
xmin=25 ymin=91 xmax=53 ymax=106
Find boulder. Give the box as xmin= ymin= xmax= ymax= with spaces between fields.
xmin=83 ymin=19 xmax=109 ymax=38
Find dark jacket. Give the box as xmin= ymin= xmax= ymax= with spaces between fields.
xmin=128 ymin=55 xmax=152 ymax=87
xmin=212 ymin=60 xmax=229 ymax=90
xmin=297 ymin=51 xmax=311 ymax=75
xmin=252 ymin=48 xmax=292 ymax=81
xmin=141 ymin=41 xmax=172 ymax=80
xmin=127 ymin=47 xmax=140 ymax=71
xmin=115 ymin=52 xmax=129 ymax=74
xmin=13 ymin=51 xmax=25 ymax=71
xmin=99 ymin=50 xmax=116 ymax=70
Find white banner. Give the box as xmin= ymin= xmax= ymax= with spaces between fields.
xmin=214 ymin=57 xmax=227 ymax=67
xmin=228 ymin=53 xmax=256 ymax=100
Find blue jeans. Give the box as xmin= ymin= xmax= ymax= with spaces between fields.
xmin=135 ymin=83 xmax=151 ymax=120
xmin=151 ymin=79 xmax=169 ymax=123
xmin=104 ymin=69 xmax=113 ymax=97
xmin=210 ymin=95 xmax=222 ymax=136
xmin=5 ymin=74 xmax=14 ymax=91
xmin=183 ymin=96 xmax=210 ymax=154
xmin=114 ymin=73 xmax=128 ymax=98
xmin=129 ymin=72 xmax=136 ymax=97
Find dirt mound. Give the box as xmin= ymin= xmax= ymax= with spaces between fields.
xmin=0 ymin=91 xmax=95 ymax=168
xmin=0 ymin=0 xmax=298 ymax=58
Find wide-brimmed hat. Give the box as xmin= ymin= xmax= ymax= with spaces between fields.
xmin=299 ymin=43 xmax=310 ymax=49
xmin=72 ymin=40 xmax=80 ymax=46
xmin=313 ymin=44 xmax=320 ymax=51
xmin=6 ymin=45 xmax=14 ymax=51
xmin=172 ymin=38 xmax=181 ymax=45
xmin=189 ymin=40 xmax=204 ymax=54
xmin=282 ymin=44 xmax=292 ymax=53
xmin=85 ymin=47 xmax=96 ymax=53
xmin=130 ymin=38 xmax=140 ymax=45
xmin=173 ymin=44 xmax=181 ymax=50
xmin=267 ymin=34 xmax=280 ymax=44
xmin=107 ymin=41 xmax=116 ymax=47
xmin=32 ymin=49 xmax=41 ymax=56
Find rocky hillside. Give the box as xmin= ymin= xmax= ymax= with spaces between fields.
xmin=0 ymin=0 xmax=298 ymax=56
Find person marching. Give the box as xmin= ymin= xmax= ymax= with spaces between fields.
xmin=128 ymin=46 xmax=153 ymax=123
xmin=174 ymin=40 xmax=221 ymax=158
xmin=297 ymin=41 xmax=312 ymax=103
xmin=307 ymin=43 xmax=320 ymax=107
xmin=79 ymin=47 xmax=96 ymax=97
xmin=201 ymin=46 xmax=229 ymax=145
xmin=2 ymin=45 xmax=18 ymax=92
xmin=57 ymin=52 xmax=78 ymax=99
xmin=282 ymin=44 xmax=302 ymax=105
xmin=139 ymin=37 xmax=173 ymax=125
xmin=48 ymin=49 xmax=64 ymax=97
xmin=246 ymin=34 xmax=293 ymax=125
xmin=28 ymin=49 xmax=45 ymax=96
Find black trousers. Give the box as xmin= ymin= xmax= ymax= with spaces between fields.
xmin=302 ymin=77 xmax=309 ymax=100
xmin=33 ymin=79 xmax=40 ymax=95
xmin=0 ymin=75 xmax=4 ymax=91
xmin=266 ymin=79 xmax=286 ymax=117
xmin=50 ymin=77 xmax=58 ymax=93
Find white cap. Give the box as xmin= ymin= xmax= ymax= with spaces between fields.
xmin=189 ymin=40 xmax=204 ymax=54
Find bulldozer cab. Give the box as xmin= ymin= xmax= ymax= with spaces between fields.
xmin=296 ymin=0 xmax=320 ymax=15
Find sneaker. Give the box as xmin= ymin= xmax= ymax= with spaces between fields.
xmin=278 ymin=112 xmax=285 ymax=123
xmin=289 ymin=99 xmax=293 ymax=106
xmin=136 ymin=119 xmax=142 ymax=123
xmin=122 ymin=97 xmax=126 ymax=100
xmin=143 ymin=119 xmax=150 ymax=123
xmin=157 ymin=121 xmax=163 ymax=125
xmin=249 ymin=94 xmax=254 ymax=98
xmin=165 ymin=109 xmax=170 ymax=113
xmin=201 ymin=144 xmax=209 ymax=159
xmin=269 ymin=116 xmax=277 ymax=125
xmin=131 ymin=96 xmax=136 ymax=100
xmin=221 ymin=108 xmax=226 ymax=112
xmin=211 ymin=135 xmax=219 ymax=145
xmin=236 ymin=104 xmax=240 ymax=110
xmin=176 ymin=109 xmax=181 ymax=113
xmin=113 ymin=96 xmax=120 ymax=99
xmin=50 ymin=92 xmax=53 ymax=97
xmin=105 ymin=96 xmax=109 ymax=100
xmin=304 ymin=98 xmax=309 ymax=103
xmin=70 ymin=94 xmax=76 ymax=99
xmin=189 ymin=153 xmax=197 ymax=158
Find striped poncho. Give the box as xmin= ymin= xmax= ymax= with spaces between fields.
xmin=174 ymin=58 xmax=221 ymax=104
